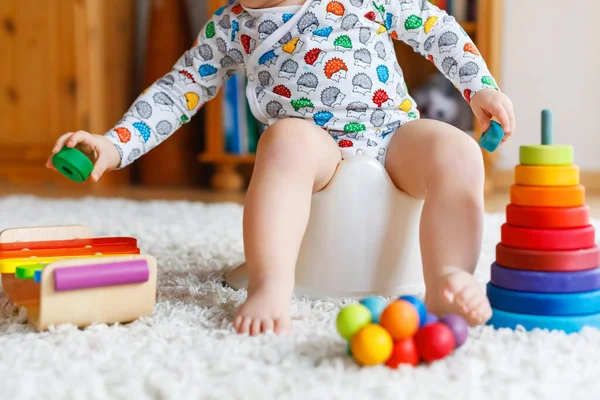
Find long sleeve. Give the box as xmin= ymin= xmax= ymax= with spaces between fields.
xmin=376 ymin=0 xmax=499 ymax=103
xmin=105 ymin=6 xmax=245 ymax=168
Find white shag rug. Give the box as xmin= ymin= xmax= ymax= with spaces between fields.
xmin=1 ymin=195 xmax=600 ymax=400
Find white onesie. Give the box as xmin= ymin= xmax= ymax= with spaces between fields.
xmin=105 ymin=0 xmax=498 ymax=167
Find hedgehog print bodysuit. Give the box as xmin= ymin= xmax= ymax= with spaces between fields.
xmin=105 ymin=0 xmax=498 ymax=167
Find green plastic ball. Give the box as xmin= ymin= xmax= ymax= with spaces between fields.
xmin=336 ymin=304 xmax=372 ymax=341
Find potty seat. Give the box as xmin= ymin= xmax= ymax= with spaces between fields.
xmin=225 ymin=156 xmax=425 ymax=299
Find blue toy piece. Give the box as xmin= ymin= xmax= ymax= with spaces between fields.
xmin=490 ymin=263 xmax=600 ymax=293
xmin=478 ymin=121 xmax=505 ymax=152
xmin=488 ymin=308 xmax=600 ymax=334
xmin=424 ymin=312 xmax=439 ymax=326
xmin=399 ymin=295 xmax=427 ymax=327
xmin=487 ymin=283 xmax=600 ymax=316
xmin=359 ymin=296 xmax=388 ymax=324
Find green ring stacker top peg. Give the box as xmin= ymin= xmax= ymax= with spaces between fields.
xmin=52 ymin=147 xmax=94 ymax=182
xmin=519 ymin=109 xmax=574 ymax=165
xmin=478 ymin=120 xmax=505 ymax=152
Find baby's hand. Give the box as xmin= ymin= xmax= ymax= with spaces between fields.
xmin=46 ymin=131 xmax=122 ymax=182
xmin=470 ymin=89 xmax=516 ymax=142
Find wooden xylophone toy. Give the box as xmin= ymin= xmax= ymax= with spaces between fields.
xmin=487 ymin=110 xmax=600 ymax=333
xmin=0 ymin=225 xmax=157 ymax=331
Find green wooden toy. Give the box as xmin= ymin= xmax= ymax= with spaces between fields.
xmin=52 ymin=147 xmax=94 ymax=182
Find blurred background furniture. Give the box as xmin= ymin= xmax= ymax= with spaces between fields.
xmin=0 ymin=0 xmax=136 ymax=187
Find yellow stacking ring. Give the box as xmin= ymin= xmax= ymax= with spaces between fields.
xmin=515 ymin=165 xmax=579 ymax=186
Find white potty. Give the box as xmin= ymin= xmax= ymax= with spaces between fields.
xmin=225 ymin=156 xmax=425 ymax=299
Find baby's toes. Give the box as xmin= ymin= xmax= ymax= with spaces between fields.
xmin=261 ymin=318 xmax=275 ymax=334
xmin=274 ymin=317 xmax=292 ymax=336
xmin=468 ymin=297 xmax=492 ymax=325
xmin=454 ymin=285 xmax=481 ymax=313
xmin=250 ymin=319 xmax=263 ymax=336
xmin=234 ymin=315 xmax=243 ymax=332
xmin=238 ymin=316 xmax=252 ymax=334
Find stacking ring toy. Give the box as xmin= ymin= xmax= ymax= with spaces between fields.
xmin=52 ymin=147 xmax=94 ymax=182
xmin=478 ymin=121 xmax=505 ymax=152
xmin=496 ymin=243 xmax=600 ymax=272
xmin=487 ymin=283 xmax=600 ymax=316
xmin=518 ymin=109 xmax=574 ymax=165
xmin=488 ymin=308 xmax=600 ymax=334
xmin=506 ymin=204 xmax=589 ymax=229
xmin=514 ymin=165 xmax=579 ymax=187
xmin=519 ymin=145 xmax=574 ymax=166
xmin=501 ymin=224 xmax=595 ymax=251
xmin=490 ymin=263 xmax=600 ymax=293
xmin=510 ymin=185 xmax=585 ymax=207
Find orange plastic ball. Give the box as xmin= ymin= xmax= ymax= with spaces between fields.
xmin=385 ymin=337 xmax=420 ymax=368
xmin=350 ymin=324 xmax=393 ymax=366
xmin=379 ymin=300 xmax=420 ymax=340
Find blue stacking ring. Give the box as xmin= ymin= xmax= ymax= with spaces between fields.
xmin=487 ymin=283 xmax=600 ymax=316
xmin=491 ymin=263 xmax=600 ymax=293
xmin=488 ymin=308 xmax=600 ymax=334
xmin=478 ymin=121 xmax=505 ymax=152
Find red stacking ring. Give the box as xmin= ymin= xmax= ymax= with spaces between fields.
xmin=496 ymin=243 xmax=600 ymax=272
xmin=501 ymin=223 xmax=595 ymax=250
xmin=506 ymin=204 xmax=590 ymax=229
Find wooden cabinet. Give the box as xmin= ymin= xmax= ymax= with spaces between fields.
xmin=199 ymin=0 xmax=504 ymax=193
xmin=0 ymin=0 xmax=136 ymax=186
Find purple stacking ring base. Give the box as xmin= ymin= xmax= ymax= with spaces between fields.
xmin=491 ymin=263 xmax=600 ymax=293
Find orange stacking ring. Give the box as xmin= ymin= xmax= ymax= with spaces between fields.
xmin=506 ymin=204 xmax=590 ymax=229
xmin=496 ymin=243 xmax=600 ymax=272
xmin=510 ymin=185 xmax=585 ymax=207
xmin=514 ymin=165 xmax=579 ymax=186
xmin=501 ymin=223 xmax=595 ymax=250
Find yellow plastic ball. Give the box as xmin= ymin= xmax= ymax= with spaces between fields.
xmin=350 ymin=324 xmax=393 ymax=366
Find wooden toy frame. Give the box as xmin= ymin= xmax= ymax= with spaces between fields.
xmin=0 ymin=225 xmax=157 ymax=331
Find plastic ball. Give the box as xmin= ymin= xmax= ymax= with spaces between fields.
xmin=385 ymin=337 xmax=420 ymax=368
xmin=415 ymin=322 xmax=456 ymax=362
xmin=350 ymin=324 xmax=393 ymax=366
xmin=439 ymin=314 xmax=469 ymax=348
xmin=424 ymin=312 xmax=439 ymax=326
xmin=379 ymin=300 xmax=419 ymax=340
xmin=359 ymin=296 xmax=388 ymax=323
xmin=399 ymin=295 xmax=427 ymax=327
xmin=336 ymin=304 xmax=372 ymax=341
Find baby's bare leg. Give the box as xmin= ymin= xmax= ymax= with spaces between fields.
xmin=234 ymin=119 xmax=341 ymax=335
xmin=385 ymin=119 xmax=491 ymax=326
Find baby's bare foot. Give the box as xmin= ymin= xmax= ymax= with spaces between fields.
xmin=425 ymin=270 xmax=492 ymax=326
xmin=234 ymin=279 xmax=292 ymax=336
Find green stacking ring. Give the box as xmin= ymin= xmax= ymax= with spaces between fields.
xmin=52 ymin=147 xmax=94 ymax=182
xmin=15 ymin=264 xmax=45 ymax=280
xmin=519 ymin=144 xmax=574 ymax=166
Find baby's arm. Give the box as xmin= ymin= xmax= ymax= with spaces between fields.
xmin=381 ymin=0 xmax=514 ymax=134
xmin=382 ymin=0 xmax=496 ymax=101
xmin=104 ymin=6 xmax=244 ymax=168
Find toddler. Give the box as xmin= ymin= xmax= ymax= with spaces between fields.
xmin=47 ymin=0 xmax=515 ymax=335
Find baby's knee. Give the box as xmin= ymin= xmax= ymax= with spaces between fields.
xmin=432 ymin=127 xmax=484 ymax=184
xmin=257 ymin=119 xmax=317 ymax=166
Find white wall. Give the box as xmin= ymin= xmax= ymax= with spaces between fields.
xmin=498 ymin=0 xmax=600 ymax=170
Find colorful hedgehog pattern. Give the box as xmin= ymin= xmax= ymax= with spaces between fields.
xmin=106 ymin=0 xmax=496 ymax=167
